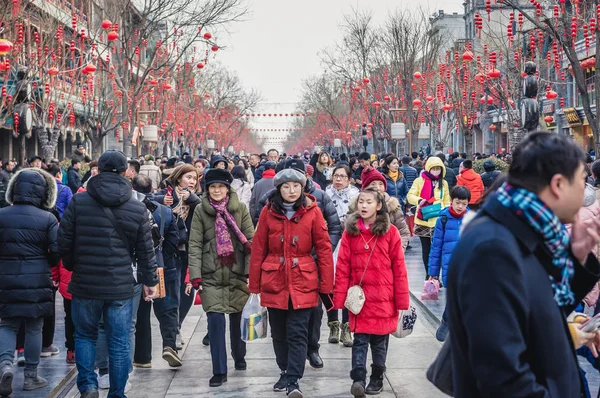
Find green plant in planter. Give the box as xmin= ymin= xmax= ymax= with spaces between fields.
xmin=473 ymin=158 xmax=509 ymax=174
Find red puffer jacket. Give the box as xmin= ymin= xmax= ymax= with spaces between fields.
xmin=333 ymin=212 xmax=409 ymax=335
xmin=249 ymin=194 xmax=334 ymax=310
xmin=52 ymin=260 xmax=73 ymax=300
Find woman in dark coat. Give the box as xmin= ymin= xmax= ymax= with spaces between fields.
xmin=155 ymin=164 xmax=202 ymax=346
xmin=188 ymin=168 xmax=254 ymax=387
xmin=0 ymin=168 xmax=60 ymax=396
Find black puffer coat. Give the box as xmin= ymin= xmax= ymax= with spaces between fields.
xmin=58 ymin=172 xmax=158 ymax=300
xmin=253 ymin=178 xmax=341 ymax=248
xmin=0 ymin=168 xmax=60 ymax=318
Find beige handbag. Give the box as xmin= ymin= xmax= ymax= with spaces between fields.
xmin=344 ymin=239 xmax=378 ymax=315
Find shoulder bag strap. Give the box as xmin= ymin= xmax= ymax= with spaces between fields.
xmin=358 ymin=237 xmax=378 ymax=287
xmin=102 ymin=206 xmax=134 ymax=263
xmin=157 ymin=205 xmax=166 ymax=250
xmin=90 ymin=195 xmax=133 ymax=263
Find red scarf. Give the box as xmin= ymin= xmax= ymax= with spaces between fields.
xmin=449 ymin=207 xmax=465 ymax=219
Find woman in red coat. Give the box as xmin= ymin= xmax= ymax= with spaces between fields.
xmin=249 ymin=168 xmax=334 ymax=398
xmin=333 ymin=188 xmax=409 ymax=397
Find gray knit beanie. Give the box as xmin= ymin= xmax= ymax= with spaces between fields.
xmin=273 ymin=169 xmax=307 ymax=188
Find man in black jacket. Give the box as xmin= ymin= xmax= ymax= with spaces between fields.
xmin=254 ymin=159 xmax=341 ymax=369
xmin=67 ymin=159 xmax=82 ymax=194
xmin=447 ymin=132 xmax=600 ymax=397
xmin=58 ymin=150 xmax=157 ymax=398
xmin=480 ymin=159 xmax=501 ymax=189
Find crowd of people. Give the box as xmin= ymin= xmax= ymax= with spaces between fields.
xmin=2 ymin=134 xmax=600 ymax=398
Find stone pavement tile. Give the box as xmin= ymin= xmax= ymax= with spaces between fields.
xmin=386 ymin=368 xmax=447 ymax=397
xmin=164 ymin=375 xmax=395 ymax=398
xmin=8 ymin=294 xmax=75 ymax=398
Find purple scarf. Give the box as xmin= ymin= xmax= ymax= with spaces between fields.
xmin=209 ymin=195 xmax=252 ymax=266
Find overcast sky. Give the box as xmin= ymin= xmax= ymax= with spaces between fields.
xmin=215 ymin=0 xmax=465 ymax=145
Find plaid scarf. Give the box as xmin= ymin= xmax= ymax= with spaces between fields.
xmin=209 ymin=195 xmax=252 ymax=267
xmin=496 ymin=182 xmax=575 ymax=306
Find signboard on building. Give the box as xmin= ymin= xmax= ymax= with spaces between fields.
xmin=391 ymin=123 xmax=406 ymax=139
xmin=563 ymin=108 xmax=583 ymax=126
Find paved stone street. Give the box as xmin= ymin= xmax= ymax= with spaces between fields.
xmin=21 ymin=236 xmax=599 ymax=397
xmin=56 ymin=237 xmax=445 ymax=398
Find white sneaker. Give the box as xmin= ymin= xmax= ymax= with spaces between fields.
xmin=125 ymin=380 xmax=132 ymax=393
xmin=97 ymin=373 xmax=109 ymax=389
xmin=176 ymin=333 xmax=184 ymax=350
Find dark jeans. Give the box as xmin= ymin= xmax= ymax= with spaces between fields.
xmin=441 ymin=306 xmax=448 ymax=324
xmin=352 ymin=333 xmax=389 ymax=372
xmin=17 ymin=289 xmax=56 ymax=349
xmin=419 ymin=236 xmax=432 ymax=277
xmin=206 ymin=312 xmax=246 ymax=375
xmin=268 ymin=302 xmax=313 ymax=383
xmin=327 ymin=308 xmax=350 ymax=324
xmin=0 ymin=317 xmax=43 ymax=370
xmin=308 ymin=299 xmax=323 ymax=354
xmin=72 ymin=295 xmax=133 ymax=398
xmin=64 ymin=298 xmax=75 ymax=351
xmin=135 ymin=276 xmax=180 ymax=363
xmin=178 ymin=252 xmax=194 ymax=329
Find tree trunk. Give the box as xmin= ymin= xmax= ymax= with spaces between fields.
xmin=122 ymin=135 xmax=132 ymax=158
xmin=91 ymin=136 xmax=104 ymax=160
xmin=463 ymin=129 xmax=473 ymax=158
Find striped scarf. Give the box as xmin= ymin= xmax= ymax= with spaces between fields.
xmin=496 ymin=182 xmax=575 ymax=307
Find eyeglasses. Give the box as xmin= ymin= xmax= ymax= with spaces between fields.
xmin=333 ymin=174 xmax=349 ymax=180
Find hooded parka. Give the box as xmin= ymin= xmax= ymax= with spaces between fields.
xmin=249 ymin=194 xmax=334 ymax=310
xmin=407 ymin=156 xmax=451 ymax=228
xmin=333 ymin=212 xmax=409 ymax=334
xmin=188 ymin=190 xmax=254 ymax=313
xmin=0 ymin=168 xmax=60 ymax=318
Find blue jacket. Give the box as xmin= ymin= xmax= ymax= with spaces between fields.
xmin=427 ymin=207 xmax=464 ymax=286
xmin=400 ymin=164 xmax=418 ymax=191
xmin=55 ymin=180 xmax=73 ymax=220
xmin=384 ymin=174 xmax=408 ymax=207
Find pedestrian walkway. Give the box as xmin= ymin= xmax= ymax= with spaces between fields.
xmin=6 ymin=294 xmax=76 ymax=398
xmin=59 ymin=244 xmax=447 ymax=397
xmin=61 ymin=306 xmax=444 ymax=397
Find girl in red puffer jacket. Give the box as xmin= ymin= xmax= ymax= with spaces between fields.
xmin=52 ymin=261 xmax=75 ymax=364
xmin=333 ymin=188 xmax=409 ymax=397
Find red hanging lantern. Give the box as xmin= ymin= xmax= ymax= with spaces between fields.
xmin=0 ymin=39 xmax=13 ymax=55
xmin=107 ymin=31 xmax=119 ymax=41
xmin=412 ymin=98 xmax=422 ymax=107
xmin=544 ymin=115 xmax=554 ymax=123
xmin=383 ymin=95 xmax=390 ymax=101
xmin=489 ymin=124 xmax=497 ymax=131
xmin=211 ymin=45 xmax=219 ymax=52
xmin=413 ymin=71 xmax=422 ymax=79
xmin=101 ymin=20 xmax=112 ymax=29
xmin=488 ymin=69 xmax=501 ymax=78
xmin=363 ymin=77 xmax=370 ymax=84
xmin=373 ymin=101 xmax=381 ymax=107
xmin=203 ymin=32 xmax=212 ymax=40
xmin=462 ymin=51 xmax=474 ymax=62
xmin=546 ymin=90 xmax=558 ymax=100
xmin=196 ymin=62 xmax=204 ymax=69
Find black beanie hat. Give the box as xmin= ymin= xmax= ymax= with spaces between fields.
xmin=204 ymin=168 xmax=233 ymax=188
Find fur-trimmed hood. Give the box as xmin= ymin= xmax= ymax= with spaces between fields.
xmin=6 ymin=167 xmax=57 ymax=210
xmin=345 ymin=211 xmax=391 ymax=236
xmin=348 ymin=192 xmax=400 ymax=215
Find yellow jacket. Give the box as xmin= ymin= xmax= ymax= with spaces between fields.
xmin=407 ymin=157 xmax=451 ymax=228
